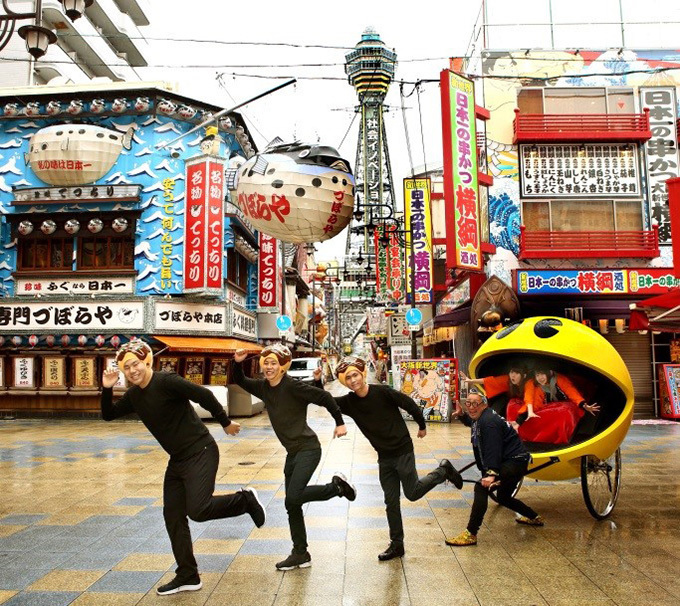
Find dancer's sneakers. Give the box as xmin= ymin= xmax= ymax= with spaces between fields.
xmin=516 ymin=514 xmax=544 ymax=526
xmin=445 ymin=530 xmax=477 ymax=546
xmin=156 ymin=575 xmax=202 ymax=595
xmin=275 ymin=551 xmax=312 ymax=570
xmin=242 ymin=487 xmax=266 ymax=527
xmin=332 ymin=473 xmax=357 ymax=501
xmin=439 ymin=459 xmax=464 ymax=489
xmin=378 ymin=542 xmax=405 ymax=561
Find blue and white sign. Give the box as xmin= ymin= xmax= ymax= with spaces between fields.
xmin=276 ymin=315 xmax=293 ymax=331
xmin=405 ymin=308 xmax=423 ymax=326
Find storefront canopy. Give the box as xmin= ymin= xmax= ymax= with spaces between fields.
xmin=630 ymin=289 xmax=680 ymax=333
xmin=155 ymin=336 xmax=263 ymax=354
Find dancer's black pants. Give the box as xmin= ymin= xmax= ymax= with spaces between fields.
xmin=163 ymin=439 xmax=248 ymax=580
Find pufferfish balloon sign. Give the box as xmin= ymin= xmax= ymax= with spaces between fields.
xmin=234 ymin=141 xmax=355 ymax=244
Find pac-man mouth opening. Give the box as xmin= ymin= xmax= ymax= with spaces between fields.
xmin=475 ymin=353 xmax=628 ymax=453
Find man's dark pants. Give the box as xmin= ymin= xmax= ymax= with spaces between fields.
xmin=284 ymin=448 xmax=339 ymax=554
xmin=378 ymin=451 xmax=447 ymax=545
xmin=467 ymin=458 xmax=537 ymax=535
xmin=163 ymin=440 xmax=249 ymax=580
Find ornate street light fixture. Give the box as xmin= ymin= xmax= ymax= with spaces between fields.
xmin=2 ymin=0 xmax=92 ymax=59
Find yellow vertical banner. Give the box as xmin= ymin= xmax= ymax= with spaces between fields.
xmin=404 ymin=178 xmax=434 ymax=304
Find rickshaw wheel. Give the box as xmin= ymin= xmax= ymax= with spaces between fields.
xmin=581 ymin=448 xmax=621 ymax=520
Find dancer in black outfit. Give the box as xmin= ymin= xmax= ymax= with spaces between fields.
xmin=316 ymin=357 xmax=462 ymax=561
xmin=101 ymin=339 xmax=266 ymax=596
xmin=446 ymin=389 xmax=543 ymax=546
xmin=233 ymin=344 xmax=355 ymax=570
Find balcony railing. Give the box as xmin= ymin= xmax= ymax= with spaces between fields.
xmin=519 ymin=224 xmax=659 ymax=259
xmin=513 ymin=109 xmax=651 ymax=143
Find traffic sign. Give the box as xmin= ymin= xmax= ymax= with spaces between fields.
xmin=276 ymin=315 xmax=293 ymax=331
xmin=405 ymin=308 xmax=423 ymax=326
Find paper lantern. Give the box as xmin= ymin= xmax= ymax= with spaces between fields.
xmin=64 ymin=219 xmax=80 ymax=234
xmin=134 ymin=97 xmax=150 ymax=112
xmin=111 ymin=98 xmax=127 ymax=113
xmin=12 ymin=336 xmax=22 ymax=346
xmin=235 ymin=142 xmax=354 ymax=244
xmin=46 ymin=100 xmax=61 ymax=115
xmin=78 ymin=335 xmax=88 ymax=346
xmin=88 ymin=218 xmax=103 ymax=233
xmin=110 ymin=335 xmax=121 ymax=348
xmin=112 ymin=217 xmax=128 ymax=232
xmin=41 ymin=220 xmax=57 ymax=235
xmin=18 ymin=220 xmax=33 ymax=235
xmin=28 ymin=335 xmax=38 ymax=347
xmin=28 ymin=124 xmax=135 ymax=186
xmin=94 ymin=335 xmax=105 ymax=347
xmin=61 ymin=335 xmax=71 ymax=346
xmin=45 ymin=335 xmax=55 ymax=347
xmin=178 ymin=105 xmax=196 ymax=119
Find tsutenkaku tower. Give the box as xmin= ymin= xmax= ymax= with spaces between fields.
xmin=344 ymin=27 xmax=398 ymax=282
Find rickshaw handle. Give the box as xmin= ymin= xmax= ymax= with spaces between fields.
xmin=457 ymin=456 xmax=560 ymax=484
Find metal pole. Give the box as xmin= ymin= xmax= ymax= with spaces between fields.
xmin=311 ymin=275 xmax=316 ymax=355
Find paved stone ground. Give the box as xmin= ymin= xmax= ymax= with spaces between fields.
xmin=0 ymin=381 xmax=679 ymax=605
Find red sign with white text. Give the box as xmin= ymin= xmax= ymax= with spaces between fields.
xmin=258 ymin=232 xmax=279 ymax=311
xmin=184 ymin=158 xmax=225 ymax=295
xmin=206 ymin=160 xmax=225 ymax=289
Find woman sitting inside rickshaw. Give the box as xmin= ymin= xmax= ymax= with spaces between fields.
xmin=507 ymin=365 xmax=600 ymax=446
xmin=462 ymin=365 xmax=530 ymax=418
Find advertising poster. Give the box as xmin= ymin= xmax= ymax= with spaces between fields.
xmin=185 ymin=357 xmax=205 ymax=385
xmin=659 ymin=364 xmax=680 ymax=419
xmin=398 ymin=358 xmax=459 ymax=423
xmin=210 ymin=359 xmax=229 ymax=386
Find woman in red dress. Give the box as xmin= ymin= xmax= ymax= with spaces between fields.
xmin=463 ymin=366 xmax=531 ymax=419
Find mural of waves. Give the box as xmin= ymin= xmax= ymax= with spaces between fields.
xmin=489 ymin=192 xmax=520 ymax=256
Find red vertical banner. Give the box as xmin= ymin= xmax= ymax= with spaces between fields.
xmin=387 ymin=224 xmax=404 ymax=302
xmin=184 ymin=160 xmax=207 ymax=292
xmin=258 ymin=232 xmax=279 ymax=311
xmin=206 ymin=160 xmax=225 ymax=290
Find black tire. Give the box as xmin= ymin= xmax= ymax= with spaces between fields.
xmin=581 ymin=448 xmax=621 ymax=520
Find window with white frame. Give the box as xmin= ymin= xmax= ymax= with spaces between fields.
xmin=518 ymin=87 xmax=636 ymax=114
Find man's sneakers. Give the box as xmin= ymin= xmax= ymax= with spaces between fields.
xmin=242 ymin=487 xmax=266 ymax=528
xmin=445 ymin=529 xmax=477 ymax=546
xmin=516 ymin=514 xmax=545 ymax=526
xmin=156 ymin=575 xmax=202 ymax=595
xmin=439 ymin=459 xmax=463 ymax=489
xmin=378 ymin=542 xmax=405 ymax=561
xmin=276 ymin=551 xmax=312 ymax=570
xmin=332 ymin=473 xmax=357 ymax=501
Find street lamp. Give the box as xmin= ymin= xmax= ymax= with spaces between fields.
xmin=2 ymin=0 xmax=92 ymax=59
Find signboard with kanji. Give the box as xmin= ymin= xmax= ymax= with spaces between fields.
xmin=184 ymin=157 xmax=225 ymax=295
xmin=520 ymin=144 xmax=640 ymax=198
xmin=258 ymin=233 xmax=280 ymax=312
xmin=515 ymin=268 xmax=680 ymax=295
xmin=404 ymin=178 xmax=434 ymax=304
xmin=440 ymin=69 xmax=482 ymax=272
xmin=640 ymin=87 xmax=680 ymax=245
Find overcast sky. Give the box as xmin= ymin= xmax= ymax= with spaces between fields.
xmin=139 ymin=1 xmax=481 ymax=261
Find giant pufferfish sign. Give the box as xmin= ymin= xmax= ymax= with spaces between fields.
xmin=234 ymin=142 xmax=354 ymax=243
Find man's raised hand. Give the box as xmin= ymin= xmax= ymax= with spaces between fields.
xmin=234 ymin=349 xmax=248 ymax=363
xmin=102 ymin=368 xmax=120 ymax=389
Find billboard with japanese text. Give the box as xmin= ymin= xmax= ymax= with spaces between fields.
xmin=440 ymin=70 xmax=482 ymax=272
xmin=404 ymin=178 xmax=434 ymax=304
xmin=258 ymin=232 xmax=280 ymax=311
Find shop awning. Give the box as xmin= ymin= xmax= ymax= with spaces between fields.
xmin=630 ymin=289 xmax=680 ymax=332
xmin=433 ymin=302 xmax=471 ymax=328
xmin=155 ymin=336 xmax=263 ymax=354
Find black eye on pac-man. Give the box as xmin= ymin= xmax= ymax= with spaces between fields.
xmin=534 ymin=318 xmax=563 ymax=339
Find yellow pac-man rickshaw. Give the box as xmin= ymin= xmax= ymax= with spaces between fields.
xmin=467 ymin=316 xmax=634 ymax=519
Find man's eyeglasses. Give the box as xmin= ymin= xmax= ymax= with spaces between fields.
xmin=464 ymin=399 xmax=484 ymax=409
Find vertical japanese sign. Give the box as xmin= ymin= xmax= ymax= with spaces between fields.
xmin=387 ymin=224 xmax=404 ymax=302
xmin=13 ymin=356 xmax=34 ymax=388
xmin=640 ymin=87 xmax=680 ymax=245
xmin=160 ymin=178 xmax=176 ymax=291
xmin=206 ymin=160 xmax=225 ymax=290
xmin=362 ymin=105 xmax=382 ymax=207
xmin=374 ymin=224 xmax=389 ymax=298
xmin=258 ymin=232 xmax=280 ymax=311
xmin=440 ymin=69 xmax=482 ymax=271
xmin=404 ymin=178 xmax=434 ymax=304
xmin=184 ymin=160 xmax=207 ymax=292
xmin=184 ymin=158 xmax=225 ymax=294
